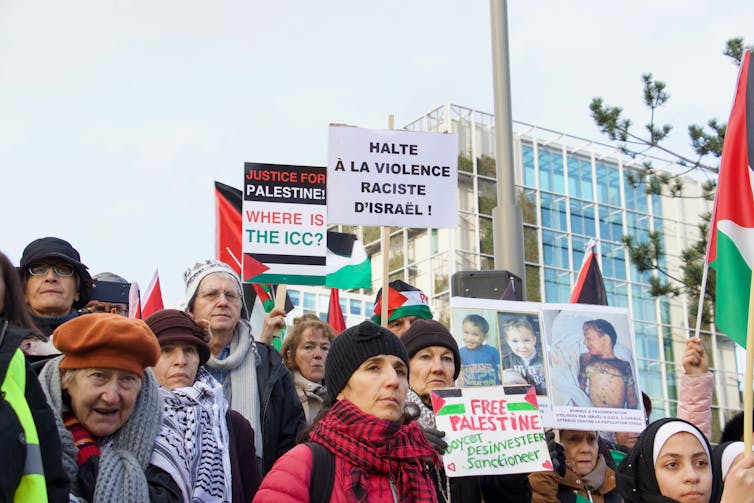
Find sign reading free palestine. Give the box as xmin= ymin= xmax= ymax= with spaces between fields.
xmin=327 ymin=125 xmax=458 ymax=228
xmin=431 ymin=387 xmax=552 ymax=477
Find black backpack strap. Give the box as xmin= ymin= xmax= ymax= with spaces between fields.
xmin=307 ymin=442 xmax=335 ymax=503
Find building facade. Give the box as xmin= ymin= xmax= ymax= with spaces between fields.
xmin=331 ymin=104 xmax=740 ymax=436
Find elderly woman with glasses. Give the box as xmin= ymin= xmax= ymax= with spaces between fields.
xmin=37 ymin=313 xmax=183 ymax=502
xmin=18 ymin=237 xmax=93 ymax=357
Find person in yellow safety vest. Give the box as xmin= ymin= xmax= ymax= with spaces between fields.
xmin=1 ymin=251 xmax=70 ymax=502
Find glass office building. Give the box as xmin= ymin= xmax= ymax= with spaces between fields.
xmin=332 ymin=103 xmax=740 ymax=436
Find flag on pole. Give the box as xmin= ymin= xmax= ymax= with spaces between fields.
xmin=326 ymin=231 xmax=371 ymax=289
xmin=707 ymin=50 xmax=754 ymax=347
xmin=570 ymin=239 xmax=608 ymax=306
xmin=128 ymin=281 xmax=141 ymax=319
xmin=141 ymin=269 xmax=164 ymax=319
xmin=328 ymin=288 xmax=347 ymax=334
xmin=244 ymin=283 xmax=293 ymax=351
xmin=215 ymin=181 xmax=243 ymax=275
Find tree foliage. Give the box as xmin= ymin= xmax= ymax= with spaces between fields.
xmin=590 ymin=38 xmax=751 ymax=324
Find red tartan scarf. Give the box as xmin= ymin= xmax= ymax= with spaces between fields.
xmin=309 ymin=399 xmax=440 ymax=503
xmin=63 ymin=411 xmax=100 ymax=466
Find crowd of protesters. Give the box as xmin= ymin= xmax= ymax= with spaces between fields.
xmin=3 ymin=236 xmax=754 ymax=502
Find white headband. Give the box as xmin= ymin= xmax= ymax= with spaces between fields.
xmin=652 ymin=421 xmax=710 ymax=464
xmin=720 ymin=442 xmax=746 ymax=480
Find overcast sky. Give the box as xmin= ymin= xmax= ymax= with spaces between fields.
xmin=1 ymin=0 xmax=750 ymax=304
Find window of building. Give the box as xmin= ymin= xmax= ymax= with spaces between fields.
xmin=538 ymin=148 xmax=565 ymax=193
xmin=544 ymin=267 xmax=571 ymax=302
xmin=540 ymin=192 xmax=567 ymax=231
xmin=567 ymin=156 xmax=594 ymax=201
xmin=542 ymin=230 xmax=569 ymax=269
xmin=569 ymin=199 xmax=596 ymax=237
xmin=523 ymin=145 xmax=536 ymax=187
xmin=598 ymin=205 xmax=623 ymax=243
xmin=596 ymin=163 xmax=621 ymax=207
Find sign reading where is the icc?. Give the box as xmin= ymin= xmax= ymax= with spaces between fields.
xmin=327 ymin=125 xmax=458 ymax=228
xmin=242 ymin=162 xmax=327 ymax=285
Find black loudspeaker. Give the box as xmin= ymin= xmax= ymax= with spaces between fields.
xmin=450 ymin=270 xmax=523 ymax=301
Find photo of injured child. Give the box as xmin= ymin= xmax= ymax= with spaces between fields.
xmin=578 ymin=318 xmax=638 ymax=409
xmin=543 ymin=307 xmax=640 ymax=411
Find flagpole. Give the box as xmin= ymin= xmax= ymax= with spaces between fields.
xmin=380 ymin=114 xmax=395 ymax=328
xmin=745 ymin=273 xmax=754 ymax=455
xmin=692 ymin=262 xmax=710 ymax=339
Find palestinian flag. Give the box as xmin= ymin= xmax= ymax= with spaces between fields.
xmin=215 ymin=181 xmax=243 ymax=274
xmin=326 ymin=231 xmax=371 ymax=289
xmin=244 ymin=283 xmax=293 ymax=351
xmin=707 ymin=50 xmax=754 ymax=347
xmin=570 ymin=239 xmax=608 ymax=306
xmin=372 ymin=280 xmax=433 ymax=324
xmin=140 ymin=269 xmax=165 ymax=319
xmin=327 ymin=288 xmax=347 ymax=334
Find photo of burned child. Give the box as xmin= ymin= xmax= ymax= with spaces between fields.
xmin=458 ymin=313 xmax=502 ymax=386
xmin=500 ymin=315 xmax=547 ymax=395
xmin=578 ymin=318 xmax=638 ymax=409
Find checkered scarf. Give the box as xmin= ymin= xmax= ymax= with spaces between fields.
xmin=309 ymin=399 xmax=439 ymax=503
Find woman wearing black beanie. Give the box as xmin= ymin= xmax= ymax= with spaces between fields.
xmin=254 ymin=320 xmax=441 ymax=503
xmin=401 ymin=318 xmax=533 ymax=503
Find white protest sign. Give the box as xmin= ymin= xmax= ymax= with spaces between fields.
xmin=327 ymin=125 xmax=458 ymax=227
xmin=432 ymin=387 xmax=551 ymax=477
xmin=242 ymin=162 xmax=327 ymax=286
xmin=449 ymin=296 xmax=647 ymax=432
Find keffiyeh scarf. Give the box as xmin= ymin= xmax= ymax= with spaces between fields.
xmin=151 ymin=367 xmax=232 ymax=503
xmin=308 ymin=399 xmax=440 ymax=503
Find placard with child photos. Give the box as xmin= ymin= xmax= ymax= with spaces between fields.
xmin=450 ymin=296 xmax=646 ymax=432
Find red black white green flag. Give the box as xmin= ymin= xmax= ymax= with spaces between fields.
xmin=569 ymin=239 xmax=608 ymax=306
xmin=707 ymin=50 xmax=754 ymax=347
xmin=327 ymin=288 xmax=347 ymax=334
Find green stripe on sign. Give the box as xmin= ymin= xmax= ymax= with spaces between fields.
xmin=437 ymin=404 xmax=466 ymax=416
xmin=507 ymin=401 xmax=538 ymax=411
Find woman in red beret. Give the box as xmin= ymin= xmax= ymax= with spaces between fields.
xmin=37 ymin=313 xmax=182 ymax=502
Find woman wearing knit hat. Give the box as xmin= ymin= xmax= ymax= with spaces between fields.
xmin=37 ymin=313 xmax=183 ymax=502
xmin=401 ymin=319 xmax=533 ymax=503
xmin=145 ymin=309 xmax=261 ymax=503
xmin=254 ymin=320 xmax=441 ymax=503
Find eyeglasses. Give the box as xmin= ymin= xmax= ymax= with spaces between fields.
xmin=84 ymin=302 xmax=128 ymax=316
xmin=198 ymin=289 xmax=242 ymax=303
xmin=28 ymin=263 xmax=75 ymax=277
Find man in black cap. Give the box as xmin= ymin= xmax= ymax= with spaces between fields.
xmin=18 ymin=236 xmax=92 ymax=356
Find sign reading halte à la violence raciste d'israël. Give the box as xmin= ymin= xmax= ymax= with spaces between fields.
xmin=327 ymin=125 xmax=458 ymax=228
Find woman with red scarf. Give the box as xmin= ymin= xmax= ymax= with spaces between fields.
xmin=254 ymin=320 xmax=441 ymax=503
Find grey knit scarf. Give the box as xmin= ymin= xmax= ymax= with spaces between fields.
xmin=38 ymin=356 xmax=163 ymax=503
xmin=205 ymin=319 xmax=263 ymax=459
